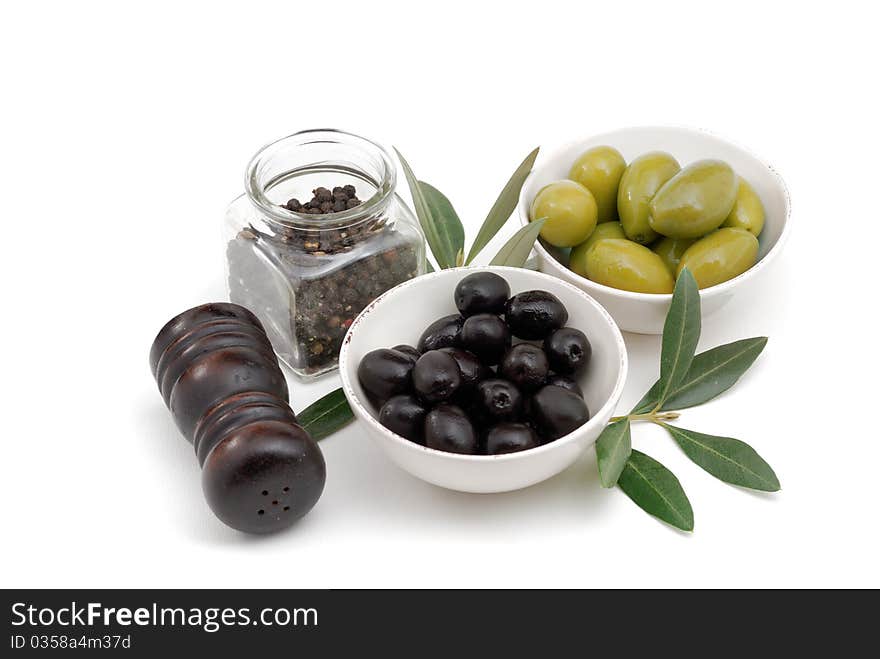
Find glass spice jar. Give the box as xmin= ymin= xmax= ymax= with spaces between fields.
xmin=225 ymin=129 xmax=426 ymax=379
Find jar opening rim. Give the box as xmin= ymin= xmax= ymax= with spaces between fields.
xmin=244 ymin=129 xmax=397 ymax=229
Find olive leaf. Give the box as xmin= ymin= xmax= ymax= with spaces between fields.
xmin=660 ymin=424 xmax=780 ymax=492
xmin=595 ymin=417 xmax=631 ymax=488
xmin=631 ymin=337 xmax=768 ymax=415
xmin=394 ymin=148 xmax=456 ymax=269
xmin=297 ymin=389 xmax=354 ymax=441
xmin=617 ymin=449 xmax=694 ymax=532
xmin=489 ymin=218 xmax=547 ymax=267
xmin=466 ymin=147 xmax=540 ymax=265
xmin=419 ymin=180 xmax=465 ymax=269
xmin=653 ymin=268 xmax=701 ymax=411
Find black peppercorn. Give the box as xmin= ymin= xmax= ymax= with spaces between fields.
xmin=229 ymin=181 xmax=418 ymax=376
xmin=283 ymin=185 xmax=363 ymax=218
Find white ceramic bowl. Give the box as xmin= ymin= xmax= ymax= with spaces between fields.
xmin=518 ymin=126 xmax=791 ymax=334
xmin=338 ymin=266 xmax=627 ymax=493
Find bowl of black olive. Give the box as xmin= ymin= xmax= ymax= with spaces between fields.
xmin=338 ymin=267 xmax=627 ymax=493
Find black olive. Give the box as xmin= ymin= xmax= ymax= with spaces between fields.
xmin=417 ymin=314 xmax=464 ymax=353
xmin=438 ymin=347 xmax=491 ymax=393
xmin=545 ymin=373 xmax=583 ymax=397
xmin=485 ymin=422 xmax=540 ymax=455
xmin=530 ymin=385 xmax=590 ymax=440
xmin=504 ymin=290 xmax=569 ymax=340
xmin=392 ymin=344 xmax=422 ymax=361
xmin=357 ymin=348 xmax=415 ymax=406
xmin=424 ymin=404 xmax=479 ymax=454
xmin=459 ymin=313 xmax=511 ymax=365
xmin=476 ymin=378 xmax=523 ymax=421
xmin=544 ymin=327 xmax=592 ymax=374
xmin=379 ymin=394 xmax=429 ymax=444
xmin=454 ymin=272 xmax=511 ymax=316
xmin=412 ymin=350 xmax=462 ymax=403
xmin=500 ymin=343 xmax=549 ymax=391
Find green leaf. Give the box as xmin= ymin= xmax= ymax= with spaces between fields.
xmin=419 ymin=180 xmax=465 ymax=269
xmin=394 ymin=148 xmax=455 ymax=269
xmin=466 ymin=147 xmax=540 ymax=264
xmin=661 ymin=424 xmax=780 ymax=492
xmin=296 ymin=388 xmax=354 ymax=441
xmin=631 ymin=337 xmax=769 ymax=414
xmin=653 ymin=268 xmax=701 ymax=411
xmin=596 ymin=417 xmax=632 ymax=488
xmin=617 ymin=449 xmax=694 ymax=532
xmin=425 ymin=260 xmax=435 ymax=273
xmin=489 ymin=218 xmax=547 ymax=267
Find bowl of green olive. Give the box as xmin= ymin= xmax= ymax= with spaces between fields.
xmin=517 ymin=126 xmax=790 ymax=334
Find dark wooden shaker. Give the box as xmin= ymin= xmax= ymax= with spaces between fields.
xmin=151 ymin=302 xmax=325 ymax=534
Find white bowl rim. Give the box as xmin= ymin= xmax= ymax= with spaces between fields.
xmin=518 ymin=124 xmax=792 ymax=301
xmin=338 ymin=265 xmax=629 ymax=463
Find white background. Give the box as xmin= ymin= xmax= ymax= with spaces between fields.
xmin=2 ymin=0 xmax=878 ymax=588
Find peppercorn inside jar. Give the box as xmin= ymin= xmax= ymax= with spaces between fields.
xmin=225 ymin=129 xmax=426 ymax=379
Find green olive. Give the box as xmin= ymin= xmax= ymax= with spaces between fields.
xmin=568 ymin=146 xmax=627 ymax=223
xmin=586 ymin=239 xmax=674 ymax=294
xmin=530 ymin=180 xmax=598 ymax=247
xmin=722 ymin=178 xmax=765 ymax=236
xmin=569 ymin=222 xmax=625 ymax=277
xmin=649 ymin=160 xmax=737 ymax=239
xmin=652 ymin=237 xmax=696 ymax=275
xmin=677 ymin=228 xmax=759 ymax=289
xmin=617 ymin=151 xmax=680 ymax=245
